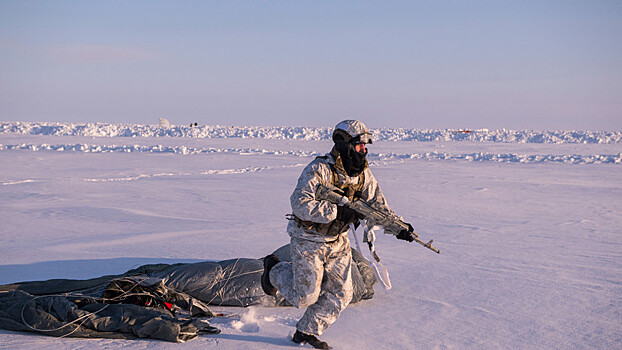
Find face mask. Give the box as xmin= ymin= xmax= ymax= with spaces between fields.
xmin=335 ymin=141 xmax=367 ymax=177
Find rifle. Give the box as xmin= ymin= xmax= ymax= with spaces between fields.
xmin=317 ymin=184 xmax=441 ymax=254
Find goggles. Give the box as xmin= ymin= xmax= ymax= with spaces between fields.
xmin=351 ymin=133 xmax=373 ymax=145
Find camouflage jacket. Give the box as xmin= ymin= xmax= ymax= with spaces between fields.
xmin=287 ymin=148 xmax=394 ymax=243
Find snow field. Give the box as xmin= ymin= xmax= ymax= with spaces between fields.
xmin=0 ymin=130 xmax=620 ymax=349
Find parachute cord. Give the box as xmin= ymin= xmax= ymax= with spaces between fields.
xmin=18 ymin=276 xmax=158 ymax=337
xmin=206 ymin=258 xmax=243 ymax=306
xmin=20 ymin=297 xmax=110 ymax=337
xmin=349 ymin=223 xmax=392 ymax=290
xmin=17 ymin=262 xmax=265 ymax=336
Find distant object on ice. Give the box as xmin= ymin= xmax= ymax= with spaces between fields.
xmin=158 ymin=117 xmax=171 ymax=128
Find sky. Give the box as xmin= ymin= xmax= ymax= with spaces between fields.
xmin=1 ymin=1 xmax=621 ymax=130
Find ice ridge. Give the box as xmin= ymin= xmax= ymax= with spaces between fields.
xmin=2 ymin=122 xmax=620 ymax=144
xmin=1 ymin=143 xmax=620 ymax=165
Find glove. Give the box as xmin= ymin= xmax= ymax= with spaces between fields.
xmin=396 ymin=223 xmax=415 ymax=242
xmin=336 ymin=206 xmax=363 ymax=224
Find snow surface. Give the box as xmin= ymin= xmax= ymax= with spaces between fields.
xmin=0 ymin=124 xmax=621 ymax=349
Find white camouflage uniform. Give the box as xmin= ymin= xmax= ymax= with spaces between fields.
xmin=269 ymin=141 xmax=394 ymax=336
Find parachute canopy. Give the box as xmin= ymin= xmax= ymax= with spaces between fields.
xmin=0 ymin=245 xmax=377 ymax=342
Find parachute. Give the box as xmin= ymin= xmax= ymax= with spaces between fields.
xmin=0 ymin=245 xmax=377 ymax=342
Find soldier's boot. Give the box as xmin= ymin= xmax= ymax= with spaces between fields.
xmin=261 ymin=254 xmax=280 ymax=296
xmin=292 ymin=330 xmax=330 ymax=349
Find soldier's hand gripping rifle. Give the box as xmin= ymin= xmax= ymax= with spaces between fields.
xmin=317 ymin=184 xmax=441 ymax=254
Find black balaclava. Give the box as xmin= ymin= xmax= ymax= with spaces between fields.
xmin=334 ymin=140 xmax=367 ymax=177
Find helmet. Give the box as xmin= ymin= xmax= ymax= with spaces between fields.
xmin=331 ymin=120 xmax=371 ymax=177
xmin=332 ymin=120 xmax=373 ymax=144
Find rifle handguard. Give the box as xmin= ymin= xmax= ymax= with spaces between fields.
xmin=317 ymin=184 xmax=441 ymax=254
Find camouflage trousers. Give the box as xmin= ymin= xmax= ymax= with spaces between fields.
xmin=269 ymin=234 xmax=353 ymax=336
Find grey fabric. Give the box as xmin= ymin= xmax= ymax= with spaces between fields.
xmin=1 ymin=249 xmax=375 ymax=307
xmin=153 ymin=259 xmax=271 ymax=307
xmin=0 ymin=289 xmax=214 ymax=342
xmin=0 ymin=259 xmax=272 ymax=307
xmin=101 ymin=276 xmax=213 ymax=317
xmin=0 ymin=246 xmax=376 ymax=342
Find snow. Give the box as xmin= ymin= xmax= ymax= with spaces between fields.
xmin=2 ymin=121 xmax=622 ymax=144
xmin=1 ymin=123 xmax=621 ymax=349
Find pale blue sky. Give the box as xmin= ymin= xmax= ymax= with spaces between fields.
xmin=1 ymin=1 xmax=620 ymax=129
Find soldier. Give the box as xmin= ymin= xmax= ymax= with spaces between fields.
xmin=261 ymin=120 xmax=416 ymax=349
